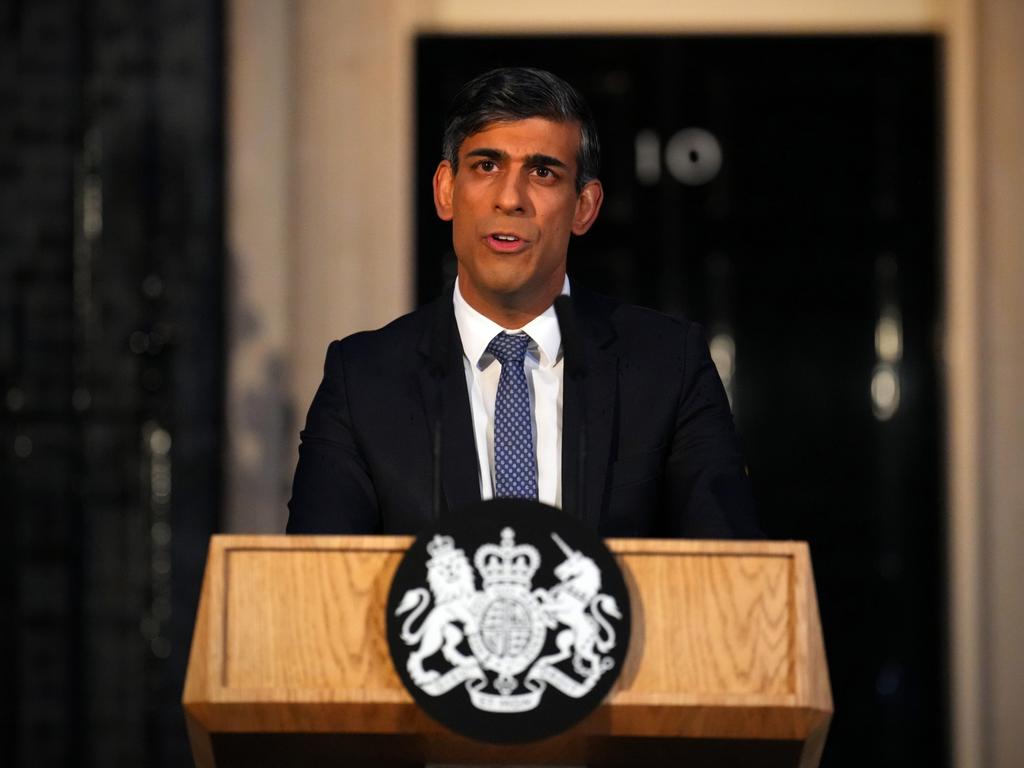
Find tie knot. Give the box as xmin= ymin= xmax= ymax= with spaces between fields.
xmin=486 ymin=332 xmax=531 ymax=366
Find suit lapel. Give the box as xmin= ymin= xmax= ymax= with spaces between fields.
xmin=561 ymin=287 xmax=618 ymax=530
xmin=416 ymin=292 xmax=480 ymax=519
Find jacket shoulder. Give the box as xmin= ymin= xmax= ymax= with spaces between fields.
xmin=575 ymin=285 xmax=700 ymax=354
xmin=327 ymin=300 xmax=435 ymax=366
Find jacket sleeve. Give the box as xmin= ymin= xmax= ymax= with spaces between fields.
xmin=664 ymin=322 xmax=762 ymax=538
xmin=286 ymin=340 xmax=381 ymax=534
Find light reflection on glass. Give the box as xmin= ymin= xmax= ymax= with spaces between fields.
xmin=875 ymin=311 xmax=903 ymax=363
xmin=142 ymin=421 xmax=173 ymax=660
xmin=873 ymin=255 xmax=902 ymax=422
xmin=871 ymin=364 xmax=900 ymax=421
xmin=709 ymin=333 xmax=736 ymax=410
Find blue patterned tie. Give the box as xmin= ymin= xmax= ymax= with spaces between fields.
xmin=486 ymin=332 xmax=537 ymax=499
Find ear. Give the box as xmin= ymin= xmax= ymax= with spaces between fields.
xmin=433 ymin=160 xmax=454 ymax=221
xmin=571 ymin=179 xmax=604 ymax=236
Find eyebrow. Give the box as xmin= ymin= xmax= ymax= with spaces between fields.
xmin=465 ymin=148 xmax=570 ymax=171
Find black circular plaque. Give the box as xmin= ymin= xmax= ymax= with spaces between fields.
xmin=386 ymin=499 xmax=631 ymax=744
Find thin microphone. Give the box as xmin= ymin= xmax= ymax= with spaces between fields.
xmin=429 ymin=292 xmax=452 ymax=522
xmin=429 ymin=290 xmax=451 ymax=377
xmin=554 ymin=295 xmax=587 ymax=522
xmin=554 ymin=295 xmax=585 ymax=379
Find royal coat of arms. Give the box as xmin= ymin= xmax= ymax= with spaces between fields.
xmin=393 ymin=526 xmax=624 ymax=713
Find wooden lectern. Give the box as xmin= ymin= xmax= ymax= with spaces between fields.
xmin=183 ymin=536 xmax=831 ymax=767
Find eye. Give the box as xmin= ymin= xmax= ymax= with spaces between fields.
xmin=532 ymin=166 xmax=560 ymax=183
xmin=475 ymin=160 xmax=497 ymax=172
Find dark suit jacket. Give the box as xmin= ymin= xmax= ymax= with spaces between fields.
xmin=287 ymin=284 xmax=760 ymax=538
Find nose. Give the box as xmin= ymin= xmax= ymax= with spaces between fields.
xmin=494 ymin=170 xmax=530 ymax=215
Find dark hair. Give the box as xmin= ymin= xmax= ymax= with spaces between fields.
xmin=441 ymin=67 xmax=600 ymax=192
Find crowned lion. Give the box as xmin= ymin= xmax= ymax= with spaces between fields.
xmin=395 ymin=535 xmax=482 ymax=685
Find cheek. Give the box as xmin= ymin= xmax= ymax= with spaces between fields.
xmin=541 ymin=219 xmax=572 ymax=248
xmin=543 ymin=200 xmax=579 ymax=237
xmin=451 ymin=217 xmax=474 ymax=248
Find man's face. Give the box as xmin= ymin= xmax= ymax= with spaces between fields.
xmin=433 ymin=117 xmax=603 ymax=322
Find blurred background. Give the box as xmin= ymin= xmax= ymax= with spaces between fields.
xmin=2 ymin=2 xmax=1021 ymax=767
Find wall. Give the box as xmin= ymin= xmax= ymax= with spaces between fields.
xmin=977 ymin=1 xmax=1024 ymax=764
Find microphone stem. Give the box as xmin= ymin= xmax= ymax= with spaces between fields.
xmin=578 ymin=412 xmax=587 ymax=523
xmin=432 ymin=414 xmax=442 ymax=522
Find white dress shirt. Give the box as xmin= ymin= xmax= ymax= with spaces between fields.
xmin=452 ymin=276 xmax=568 ymax=508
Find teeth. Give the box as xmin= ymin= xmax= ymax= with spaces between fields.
xmin=494 ymin=234 xmax=518 ymax=241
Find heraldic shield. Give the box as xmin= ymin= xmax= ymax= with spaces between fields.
xmin=386 ymin=499 xmax=631 ymax=744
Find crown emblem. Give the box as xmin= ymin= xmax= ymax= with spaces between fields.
xmin=474 ymin=527 xmax=540 ymax=589
xmin=426 ymin=534 xmax=455 ymax=557
xmin=425 ymin=534 xmax=467 ymax=566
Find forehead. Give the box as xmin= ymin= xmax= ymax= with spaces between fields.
xmin=459 ymin=117 xmax=581 ymax=164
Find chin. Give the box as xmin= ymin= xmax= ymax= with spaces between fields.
xmin=476 ymin=267 xmax=531 ymax=295
xmin=483 ymin=282 xmax=530 ymax=302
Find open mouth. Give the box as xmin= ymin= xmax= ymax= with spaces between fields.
xmin=486 ymin=232 xmax=528 ymax=251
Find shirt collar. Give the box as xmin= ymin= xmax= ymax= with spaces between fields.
xmin=452 ymin=276 xmax=570 ymax=369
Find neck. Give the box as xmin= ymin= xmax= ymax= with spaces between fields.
xmin=459 ymin=278 xmax=565 ymax=330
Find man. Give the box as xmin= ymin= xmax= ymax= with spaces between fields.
xmin=287 ymin=67 xmax=759 ymax=538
